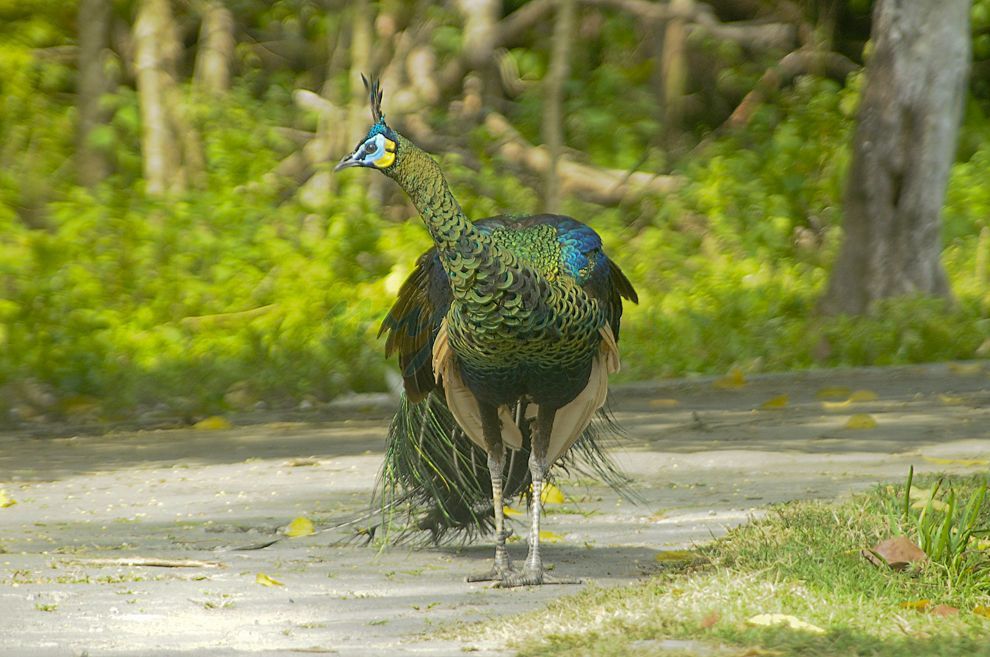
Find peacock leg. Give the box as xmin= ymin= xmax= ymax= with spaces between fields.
xmin=496 ymin=406 xmax=580 ymax=588
xmin=466 ymin=403 xmax=515 ymax=582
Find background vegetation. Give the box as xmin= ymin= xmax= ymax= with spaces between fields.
xmin=1 ymin=0 xmax=989 ymax=423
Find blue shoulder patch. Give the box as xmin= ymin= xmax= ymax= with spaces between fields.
xmin=556 ymin=220 xmax=605 ymax=285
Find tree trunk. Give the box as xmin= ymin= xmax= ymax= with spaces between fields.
xmin=456 ymin=0 xmax=500 ymax=101
xmin=77 ymin=0 xmax=112 ymax=186
xmin=542 ymin=0 xmax=575 ymax=214
xmin=134 ymin=0 xmax=183 ymax=196
xmin=660 ymin=0 xmax=691 ymax=144
xmin=820 ymin=0 xmax=970 ymax=316
xmin=193 ymin=0 xmax=235 ymax=94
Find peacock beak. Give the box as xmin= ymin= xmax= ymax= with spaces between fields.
xmin=334 ymin=152 xmax=362 ymax=172
xmin=333 ymin=151 xmax=366 ymax=171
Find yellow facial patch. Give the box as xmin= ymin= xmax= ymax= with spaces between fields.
xmin=375 ymin=138 xmax=397 ymax=169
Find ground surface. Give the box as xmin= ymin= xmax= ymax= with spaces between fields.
xmin=0 ymin=363 xmax=988 ymax=657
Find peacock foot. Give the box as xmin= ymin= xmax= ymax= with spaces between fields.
xmin=466 ymin=531 xmax=515 ymax=582
xmin=466 ymin=563 xmax=517 ymax=583
xmin=492 ymin=567 xmax=582 ymax=588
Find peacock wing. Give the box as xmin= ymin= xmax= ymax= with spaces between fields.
xmin=378 ymin=248 xmax=451 ymax=402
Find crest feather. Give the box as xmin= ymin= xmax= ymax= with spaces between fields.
xmin=361 ymin=73 xmax=385 ymax=124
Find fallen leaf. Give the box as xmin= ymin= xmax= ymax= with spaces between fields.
xmin=256 ymin=572 xmax=284 ymax=587
xmin=816 ymin=386 xmax=851 ymax=400
xmin=538 ymin=530 xmax=563 ymax=543
xmin=922 ymin=456 xmax=989 ymax=467
xmin=899 ymin=599 xmax=931 ymax=611
xmin=650 ymin=398 xmax=680 ymax=408
xmin=285 ymin=516 xmax=315 ymax=538
xmin=845 ymin=414 xmax=877 ymax=429
xmin=863 ymin=536 xmax=928 ymax=570
xmin=973 ymin=606 xmax=990 ymax=619
xmin=540 ymin=483 xmax=565 ymax=505
xmin=713 ymin=367 xmax=747 ymax=389
xmin=699 ymin=611 xmax=720 ymax=629
xmin=0 ymin=490 xmax=15 ymax=508
xmin=194 ymin=415 xmax=232 ymax=431
xmin=948 ymin=363 xmax=983 ymax=376
xmin=759 ymin=394 xmax=789 ymax=410
xmin=848 ymin=389 xmax=878 ymax=402
xmin=930 ymin=605 xmax=959 ymax=617
xmin=746 ymin=614 xmax=826 ymax=634
xmin=937 ymin=394 xmax=966 ymax=406
xmin=822 ymin=400 xmax=851 ymax=410
xmin=503 ymin=505 xmax=523 ymax=517
xmin=655 ymin=550 xmax=697 ymax=563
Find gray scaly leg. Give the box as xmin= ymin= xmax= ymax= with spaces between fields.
xmin=467 ymin=404 xmax=515 ymax=581
xmin=496 ymin=406 xmax=580 ymax=588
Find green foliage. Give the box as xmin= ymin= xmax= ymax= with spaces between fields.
xmin=3 ymin=5 xmax=990 ymax=420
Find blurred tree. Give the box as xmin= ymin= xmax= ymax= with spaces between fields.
xmin=660 ymin=0 xmax=691 ymax=146
xmin=77 ymin=0 xmax=112 ymax=186
xmin=134 ymin=0 xmax=205 ymax=195
xmin=193 ymin=0 xmax=235 ymax=94
xmin=820 ymin=0 xmax=971 ymax=315
xmin=134 ymin=0 xmax=183 ymax=195
xmin=456 ymin=0 xmax=500 ymax=111
xmin=542 ymin=0 xmax=575 ymax=213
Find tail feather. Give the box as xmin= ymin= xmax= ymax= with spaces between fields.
xmin=373 ymin=390 xmax=635 ymax=545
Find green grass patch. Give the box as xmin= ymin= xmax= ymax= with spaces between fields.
xmin=456 ymin=474 xmax=990 ymax=657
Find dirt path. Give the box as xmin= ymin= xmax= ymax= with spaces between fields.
xmin=1 ymin=364 xmax=988 ymax=656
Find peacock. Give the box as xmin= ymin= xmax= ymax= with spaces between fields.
xmin=335 ymin=77 xmax=638 ymax=587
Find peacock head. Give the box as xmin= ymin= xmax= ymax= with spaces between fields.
xmin=335 ymin=75 xmax=400 ymax=174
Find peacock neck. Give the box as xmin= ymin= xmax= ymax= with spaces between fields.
xmin=386 ymin=135 xmax=517 ymax=297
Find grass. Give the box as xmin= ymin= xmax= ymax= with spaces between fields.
xmin=453 ymin=474 xmax=990 ymax=657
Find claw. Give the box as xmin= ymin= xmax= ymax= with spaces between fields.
xmin=493 ymin=568 xmax=582 ymax=588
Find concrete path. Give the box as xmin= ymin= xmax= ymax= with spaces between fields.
xmin=0 ymin=363 xmax=988 ymax=656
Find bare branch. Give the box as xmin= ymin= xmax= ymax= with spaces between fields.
xmin=485 ymin=113 xmax=683 ymax=206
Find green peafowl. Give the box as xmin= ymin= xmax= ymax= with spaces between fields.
xmin=336 ymin=77 xmax=637 ymax=587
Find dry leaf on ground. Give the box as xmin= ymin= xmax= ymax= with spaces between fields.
xmin=256 ymin=572 xmax=284 ymax=587
xmin=759 ymin=394 xmax=789 ymax=410
xmin=285 ymin=516 xmax=315 ymax=538
xmin=848 ymin=389 xmax=878 ymax=402
xmin=931 ymin=605 xmax=959 ymax=617
xmin=863 ymin=536 xmax=928 ymax=570
xmin=0 ymin=490 xmax=15 ymax=508
xmin=816 ymin=386 xmax=851 ymax=400
xmin=746 ymin=613 xmax=826 ymax=634
xmin=194 ymin=415 xmax=232 ymax=431
xmin=713 ymin=367 xmax=747 ymax=389
xmin=699 ymin=611 xmax=720 ymax=629
xmin=899 ymin=599 xmax=931 ymax=611
xmin=845 ymin=414 xmax=877 ymax=429
xmin=540 ymin=483 xmax=565 ymax=504
xmin=973 ymin=606 xmax=990 ymax=619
